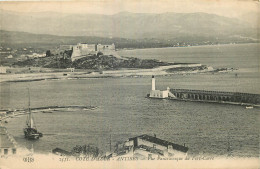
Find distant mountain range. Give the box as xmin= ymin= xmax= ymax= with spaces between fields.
xmin=0 ymin=30 xmax=178 ymax=49
xmin=0 ymin=10 xmax=258 ymax=40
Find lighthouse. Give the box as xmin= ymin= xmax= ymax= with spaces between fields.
xmin=152 ymin=75 xmax=155 ymax=90
xmin=149 ymin=76 xmax=169 ymax=98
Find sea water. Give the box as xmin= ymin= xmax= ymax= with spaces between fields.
xmin=1 ymin=43 xmax=259 ymax=157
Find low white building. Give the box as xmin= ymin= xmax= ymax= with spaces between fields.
xmin=0 ymin=67 xmax=7 ymax=74
xmin=0 ymin=111 xmax=7 ymax=116
xmin=150 ymin=90 xmax=169 ymax=98
xmin=28 ymin=53 xmax=46 ymax=58
xmin=6 ymin=55 xmax=13 ymax=59
xmin=66 ymin=68 xmax=75 ymax=72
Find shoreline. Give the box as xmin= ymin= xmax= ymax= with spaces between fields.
xmin=0 ymin=64 xmax=236 ymax=83
xmin=117 ymin=42 xmax=260 ymax=51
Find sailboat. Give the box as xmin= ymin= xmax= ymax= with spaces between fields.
xmin=24 ymin=89 xmax=43 ymax=140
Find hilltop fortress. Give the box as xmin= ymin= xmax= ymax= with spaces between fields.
xmin=60 ymin=43 xmax=118 ymax=61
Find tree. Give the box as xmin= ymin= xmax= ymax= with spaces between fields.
xmin=97 ymin=52 xmax=103 ymax=57
xmin=46 ymin=50 xmax=51 ymax=57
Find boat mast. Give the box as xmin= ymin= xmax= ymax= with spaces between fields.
xmin=27 ymin=88 xmax=33 ymax=128
xmin=109 ymin=127 xmax=112 ymax=152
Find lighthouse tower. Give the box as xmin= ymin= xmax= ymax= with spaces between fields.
xmin=149 ymin=75 xmax=169 ymax=98
xmin=152 ymin=75 xmax=155 ymax=90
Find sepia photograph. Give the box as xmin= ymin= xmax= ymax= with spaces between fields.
xmin=0 ymin=0 xmax=259 ymax=168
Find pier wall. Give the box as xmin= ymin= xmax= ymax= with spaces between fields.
xmin=170 ymin=89 xmax=260 ymax=105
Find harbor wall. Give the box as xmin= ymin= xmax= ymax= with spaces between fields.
xmin=169 ymin=89 xmax=260 ymax=105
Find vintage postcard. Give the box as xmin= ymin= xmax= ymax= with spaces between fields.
xmin=0 ymin=0 xmax=259 ymax=169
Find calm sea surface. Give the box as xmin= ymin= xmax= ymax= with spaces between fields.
xmin=1 ymin=43 xmax=259 ymax=157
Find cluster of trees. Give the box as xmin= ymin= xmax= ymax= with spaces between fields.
xmin=14 ymin=50 xmax=173 ymax=70
xmin=72 ymin=54 xmax=172 ymax=70
xmin=14 ymin=50 xmax=73 ymax=68
xmin=166 ymin=65 xmax=208 ymax=73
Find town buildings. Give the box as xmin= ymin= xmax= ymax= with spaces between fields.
xmin=113 ymin=134 xmax=188 ymax=160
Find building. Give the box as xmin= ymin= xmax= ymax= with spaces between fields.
xmin=71 ymin=43 xmax=116 ymax=61
xmin=66 ymin=68 xmax=75 ymax=72
xmin=27 ymin=53 xmax=46 ymax=58
xmin=17 ymin=55 xmax=28 ymax=61
xmin=0 ymin=127 xmax=17 ymax=156
xmin=97 ymin=43 xmax=115 ymax=52
xmin=0 ymin=67 xmax=7 ymax=74
xmin=113 ymin=134 xmax=188 ymax=160
xmin=0 ymin=111 xmax=7 ymax=118
xmin=149 ymin=76 xmax=175 ymax=98
xmin=6 ymin=55 xmax=13 ymax=59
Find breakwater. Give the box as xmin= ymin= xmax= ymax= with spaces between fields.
xmin=0 ymin=105 xmax=98 ymax=122
xmin=169 ymin=89 xmax=260 ymax=106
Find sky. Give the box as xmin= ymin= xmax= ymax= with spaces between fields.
xmin=0 ymin=0 xmax=259 ymax=19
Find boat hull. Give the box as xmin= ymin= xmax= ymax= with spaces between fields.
xmin=24 ymin=128 xmax=43 ymax=140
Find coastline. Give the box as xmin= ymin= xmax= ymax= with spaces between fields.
xmin=0 ymin=64 xmax=234 ymax=83
xmin=0 ymin=105 xmax=98 ymax=123
xmin=117 ymin=42 xmax=260 ymax=52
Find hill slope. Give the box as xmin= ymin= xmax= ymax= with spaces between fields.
xmin=0 ymin=30 xmax=177 ymax=49
xmin=0 ymin=10 xmax=257 ymax=40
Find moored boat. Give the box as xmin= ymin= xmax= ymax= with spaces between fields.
xmin=24 ymin=89 xmax=43 ymax=140
xmin=246 ymin=105 xmax=253 ymax=109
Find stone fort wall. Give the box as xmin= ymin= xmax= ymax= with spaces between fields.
xmin=71 ymin=43 xmax=116 ymax=61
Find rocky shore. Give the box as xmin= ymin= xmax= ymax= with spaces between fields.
xmin=1 ymin=52 xmax=238 ymax=83
xmin=0 ymin=63 xmax=236 ymax=83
